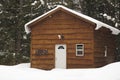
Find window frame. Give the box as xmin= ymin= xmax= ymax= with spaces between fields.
xmin=104 ymin=46 xmax=107 ymax=57
xmin=76 ymin=44 xmax=84 ymax=56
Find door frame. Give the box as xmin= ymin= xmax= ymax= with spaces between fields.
xmin=55 ymin=44 xmax=67 ymax=68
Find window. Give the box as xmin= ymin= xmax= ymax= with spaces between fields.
xmin=35 ymin=49 xmax=48 ymax=56
xmin=104 ymin=46 xmax=107 ymax=57
xmin=76 ymin=44 xmax=84 ymax=56
xmin=58 ymin=46 xmax=64 ymax=49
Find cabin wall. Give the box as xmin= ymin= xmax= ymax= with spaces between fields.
xmin=94 ymin=28 xmax=116 ymax=67
xmin=30 ymin=10 xmax=95 ymax=70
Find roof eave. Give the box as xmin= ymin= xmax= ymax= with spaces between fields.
xmin=24 ymin=6 xmax=63 ymax=34
xmin=24 ymin=5 xmax=120 ymax=35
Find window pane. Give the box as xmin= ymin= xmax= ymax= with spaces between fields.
xmin=77 ymin=45 xmax=83 ymax=49
xmin=76 ymin=44 xmax=84 ymax=56
xmin=77 ymin=51 xmax=83 ymax=55
xmin=58 ymin=46 xmax=64 ymax=49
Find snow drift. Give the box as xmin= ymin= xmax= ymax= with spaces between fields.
xmin=0 ymin=62 xmax=120 ymax=80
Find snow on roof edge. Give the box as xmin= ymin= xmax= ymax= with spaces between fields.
xmin=24 ymin=6 xmax=60 ymax=34
xmin=24 ymin=5 xmax=120 ymax=35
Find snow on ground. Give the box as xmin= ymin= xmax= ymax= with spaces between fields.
xmin=0 ymin=62 xmax=120 ymax=80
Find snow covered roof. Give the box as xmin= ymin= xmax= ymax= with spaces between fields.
xmin=25 ymin=5 xmax=120 ymax=35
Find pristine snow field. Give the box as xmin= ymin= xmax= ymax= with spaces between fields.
xmin=0 ymin=62 xmax=120 ymax=80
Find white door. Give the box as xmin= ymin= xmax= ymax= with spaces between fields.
xmin=55 ymin=44 xmax=66 ymax=68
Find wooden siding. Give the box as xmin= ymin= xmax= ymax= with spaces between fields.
xmin=30 ymin=10 xmax=95 ymax=69
xmin=94 ymin=27 xmax=116 ymax=67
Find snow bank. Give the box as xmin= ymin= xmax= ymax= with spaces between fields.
xmin=13 ymin=63 xmax=30 ymax=68
xmin=0 ymin=62 xmax=120 ymax=80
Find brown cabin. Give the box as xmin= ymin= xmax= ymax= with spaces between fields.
xmin=25 ymin=5 xmax=120 ymax=70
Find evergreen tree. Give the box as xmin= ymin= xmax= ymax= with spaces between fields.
xmin=0 ymin=0 xmax=45 ymax=64
xmin=73 ymin=0 xmax=120 ymax=28
xmin=43 ymin=0 xmax=74 ymax=10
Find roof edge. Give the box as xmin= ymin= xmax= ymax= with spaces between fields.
xmin=24 ymin=5 xmax=62 ymax=34
xmin=24 ymin=5 xmax=120 ymax=35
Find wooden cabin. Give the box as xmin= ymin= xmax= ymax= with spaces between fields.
xmin=25 ymin=5 xmax=120 ymax=70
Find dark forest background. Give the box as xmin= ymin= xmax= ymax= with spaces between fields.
xmin=0 ymin=0 xmax=120 ymax=65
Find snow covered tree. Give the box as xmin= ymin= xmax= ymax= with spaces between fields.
xmin=73 ymin=0 xmax=120 ymax=28
xmin=43 ymin=0 xmax=74 ymax=11
xmin=0 ymin=0 xmax=45 ymax=64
